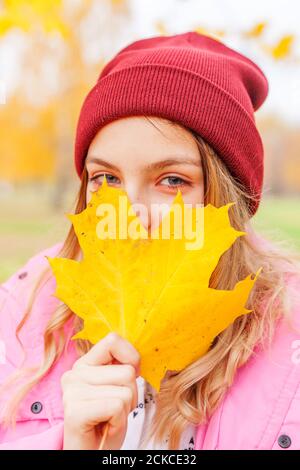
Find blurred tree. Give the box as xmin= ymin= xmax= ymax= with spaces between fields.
xmin=0 ymin=0 xmax=130 ymax=208
xmin=0 ymin=96 xmax=55 ymax=182
xmin=258 ymin=115 xmax=300 ymax=195
xmin=0 ymin=0 xmax=69 ymax=36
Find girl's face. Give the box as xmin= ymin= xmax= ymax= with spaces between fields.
xmin=85 ymin=116 xmax=204 ymax=231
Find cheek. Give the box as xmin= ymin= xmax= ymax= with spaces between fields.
xmin=193 ymin=182 xmax=205 ymax=205
xmin=182 ymin=177 xmax=205 ymax=205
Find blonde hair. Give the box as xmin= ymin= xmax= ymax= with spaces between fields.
xmin=1 ymin=116 xmax=300 ymax=450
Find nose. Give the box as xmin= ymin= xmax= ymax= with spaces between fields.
xmin=130 ymin=201 xmax=151 ymax=232
xmin=129 ymin=198 xmax=171 ymax=234
xmin=124 ymin=184 xmax=150 ymax=232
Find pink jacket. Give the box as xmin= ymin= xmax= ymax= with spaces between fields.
xmin=0 ymin=241 xmax=300 ymax=450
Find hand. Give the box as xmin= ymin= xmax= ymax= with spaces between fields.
xmin=61 ymin=332 xmax=141 ymax=450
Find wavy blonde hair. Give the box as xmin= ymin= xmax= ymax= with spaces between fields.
xmin=1 ymin=116 xmax=300 ymax=450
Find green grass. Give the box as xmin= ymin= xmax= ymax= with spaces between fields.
xmin=252 ymin=197 xmax=300 ymax=251
xmin=0 ymin=190 xmax=299 ymax=283
xmin=0 ymin=186 xmax=73 ymax=283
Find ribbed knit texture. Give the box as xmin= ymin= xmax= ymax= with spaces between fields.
xmin=74 ymin=31 xmax=269 ymax=215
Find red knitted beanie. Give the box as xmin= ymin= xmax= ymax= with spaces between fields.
xmin=74 ymin=31 xmax=269 ymax=215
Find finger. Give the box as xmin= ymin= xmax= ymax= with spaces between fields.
xmin=65 ymin=384 xmax=137 ymax=411
xmin=75 ymin=332 xmax=141 ymax=373
xmin=76 ymin=397 xmax=129 ymax=431
xmin=71 ymin=365 xmax=138 ymax=406
xmin=73 ymin=363 xmax=138 ymax=385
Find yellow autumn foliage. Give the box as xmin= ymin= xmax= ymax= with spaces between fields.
xmin=0 ymin=0 xmax=69 ymax=37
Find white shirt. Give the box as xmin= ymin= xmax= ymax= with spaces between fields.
xmin=120 ymin=376 xmax=196 ymax=450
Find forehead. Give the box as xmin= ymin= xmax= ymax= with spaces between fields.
xmin=86 ymin=116 xmax=200 ymax=166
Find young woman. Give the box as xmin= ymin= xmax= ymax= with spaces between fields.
xmin=0 ymin=31 xmax=300 ymax=451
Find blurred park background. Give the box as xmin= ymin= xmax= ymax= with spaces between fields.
xmin=0 ymin=0 xmax=299 ymax=282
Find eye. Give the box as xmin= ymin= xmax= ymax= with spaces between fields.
xmin=88 ymin=173 xmax=120 ymax=187
xmin=159 ymin=175 xmax=190 ymax=188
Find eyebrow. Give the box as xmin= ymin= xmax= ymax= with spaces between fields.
xmin=85 ymin=155 xmax=201 ymax=172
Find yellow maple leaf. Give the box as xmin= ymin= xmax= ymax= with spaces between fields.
xmin=47 ymin=178 xmax=260 ymax=391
